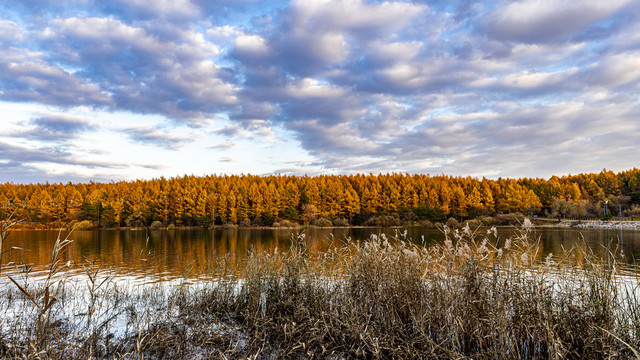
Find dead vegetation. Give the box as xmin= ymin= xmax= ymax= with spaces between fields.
xmin=1 ymin=218 xmax=640 ymax=359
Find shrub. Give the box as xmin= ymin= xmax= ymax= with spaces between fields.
xmin=199 ymin=215 xmax=213 ymax=228
xmin=364 ymin=215 xmax=401 ymax=227
xmin=493 ymin=213 xmax=525 ymax=225
xmin=74 ymin=220 xmax=94 ymax=230
xmin=223 ymin=222 xmax=238 ymax=229
xmin=445 ymin=217 xmax=459 ymax=228
xmin=301 ymin=204 xmax=318 ymax=225
xmin=149 ymin=220 xmax=163 ymax=229
xmin=465 ymin=219 xmax=481 ymax=229
xmin=281 ymin=219 xmax=298 ymax=228
xmin=332 ymin=218 xmax=349 ymax=227
xmin=313 ymin=218 xmax=333 ymax=227
xmin=469 ymin=206 xmax=491 ymax=217
xmin=124 ymin=215 xmax=145 ymax=228
xmin=398 ymin=207 xmax=416 ymax=222
xmin=623 ymin=205 xmax=640 ymax=219
xmin=414 ymin=205 xmax=446 ymax=221
xmin=281 ymin=206 xmax=299 ymax=220
xmin=256 ymin=212 xmax=275 ymax=227
xmin=273 ymin=220 xmax=298 ymax=228
xmin=167 ymin=223 xmax=176 ymax=230
xmin=239 ymin=218 xmax=252 ymax=227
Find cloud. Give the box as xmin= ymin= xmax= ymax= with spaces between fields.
xmin=215 ymin=124 xmax=247 ymax=137
xmin=27 ymin=115 xmax=94 ymax=140
xmin=208 ymin=139 xmax=238 ymax=149
xmin=289 ymin=119 xmax=382 ymax=157
xmin=234 ymin=34 xmax=270 ymax=57
xmin=0 ymin=47 xmax=113 ymax=106
xmin=105 ymin=0 xmax=201 ymax=21
xmin=0 ymin=164 xmax=98 ymax=184
xmin=379 ymin=99 xmax=640 ymax=177
xmin=0 ymin=141 xmax=122 ymax=169
xmin=481 ymin=0 xmax=632 ymax=43
xmin=133 ymin=163 xmax=167 ymax=170
xmin=0 ymin=138 xmax=165 ymax=183
xmin=0 ymin=20 xmax=24 ymax=44
xmin=1 ymin=0 xmax=640 ymax=182
xmin=31 ymin=115 xmax=93 ymax=133
xmin=257 ymin=0 xmax=426 ymax=76
xmin=582 ymin=52 xmax=640 ymax=89
xmin=122 ymin=125 xmax=191 ymax=150
xmin=18 ymin=15 xmax=237 ymax=126
xmin=0 ymin=113 xmax=94 ymax=143
xmin=212 ymin=0 xmax=638 ymax=178
xmin=229 ymin=101 xmax=278 ymax=122
xmin=214 ymin=120 xmax=276 ymax=140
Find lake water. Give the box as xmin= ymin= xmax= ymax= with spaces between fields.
xmin=2 ymin=227 xmax=640 ymax=281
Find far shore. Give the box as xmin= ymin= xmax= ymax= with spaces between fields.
xmin=556 ymin=219 xmax=640 ymax=230
xmin=8 ymin=218 xmax=640 ymax=231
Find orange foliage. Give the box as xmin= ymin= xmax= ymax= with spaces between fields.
xmin=1 ymin=168 xmax=639 ymax=226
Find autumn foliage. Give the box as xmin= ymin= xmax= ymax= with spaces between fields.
xmin=1 ymin=168 xmax=639 ymax=227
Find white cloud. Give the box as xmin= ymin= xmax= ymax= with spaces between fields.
xmin=113 ymin=0 xmax=200 ymax=19
xmin=234 ymin=34 xmax=270 ymax=56
xmin=586 ymin=52 xmax=640 ymax=88
xmin=290 ymin=0 xmax=424 ymax=34
xmin=0 ymin=20 xmax=24 ymax=42
xmin=497 ymin=68 xmax=579 ymax=89
xmin=39 ymin=16 xmax=236 ymax=125
xmin=284 ymin=78 xmax=345 ymax=99
xmin=372 ymin=41 xmax=423 ymax=63
xmin=208 ymin=139 xmax=238 ymax=149
xmin=0 ymin=47 xmax=113 ymax=106
xmin=483 ymin=0 xmax=632 ymax=43
xmin=1 ymin=0 xmax=640 ymax=182
xmin=122 ymin=125 xmax=192 ymax=150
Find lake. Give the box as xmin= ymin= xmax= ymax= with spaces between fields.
xmin=2 ymin=226 xmax=640 ymax=281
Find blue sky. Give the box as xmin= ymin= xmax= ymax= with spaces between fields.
xmin=1 ymin=0 xmax=639 ymax=183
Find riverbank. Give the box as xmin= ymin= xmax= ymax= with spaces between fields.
xmin=558 ymin=220 xmax=640 ymax=230
xmin=8 ymin=216 xmax=640 ymax=232
xmin=2 ymin=211 xmax=536 ymax=231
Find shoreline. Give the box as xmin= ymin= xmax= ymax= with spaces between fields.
xmin=9 ymin=219 xmax=640 ymax=231
xmin=557 ymin=220 xmax=640 ymax=230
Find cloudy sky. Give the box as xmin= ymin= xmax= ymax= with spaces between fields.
xmin=1 ymin=0 xmax=639 ymax=183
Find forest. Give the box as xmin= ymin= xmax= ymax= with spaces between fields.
xmin=1 ymin=168 xmax=640 ymax=228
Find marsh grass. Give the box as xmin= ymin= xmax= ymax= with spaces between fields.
xmin=0 ymin=211 xmax=22 ymax=275
xmin=1 ymin=219 xmax=640 ymax=359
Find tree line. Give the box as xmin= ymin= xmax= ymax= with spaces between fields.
xmin=1 ymin=169 xmax=640 ymax=228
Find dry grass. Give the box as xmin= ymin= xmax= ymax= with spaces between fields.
xmin=0 ymin=211 xmax=22 ymax=275
xmin=1 ymin=219 xmax=640 ymax=359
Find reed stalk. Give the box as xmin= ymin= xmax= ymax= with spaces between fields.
xmin=0 ymin=211 xmax=22 ymax=274
xmin=0 ymin=223 xmax=639 ymax=359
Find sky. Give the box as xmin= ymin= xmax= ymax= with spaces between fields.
xmin=0 ymin=0 xmax=639 ymax=184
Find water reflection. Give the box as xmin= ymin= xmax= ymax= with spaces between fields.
xmin=2 ymin=227 xmax=640 ymax=280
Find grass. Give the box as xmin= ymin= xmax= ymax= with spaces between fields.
xmin=1 ymin=219 xmax=640 ymax=359
xmin=0 ymin=211 xmax=22 ymax=275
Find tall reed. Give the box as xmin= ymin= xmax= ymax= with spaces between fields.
xmin=1 ymin=221 xmax=639 ymax=359
xmin=179 ymin=223 xmax=640 ymax=359
xmin=0 ymin=212 xmax=21 ymax=274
